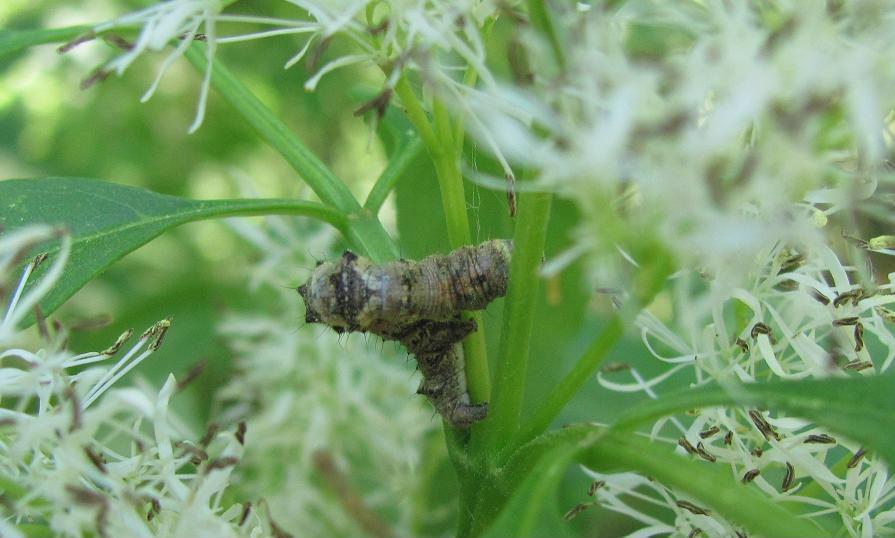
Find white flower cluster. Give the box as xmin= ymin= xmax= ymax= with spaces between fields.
xmin=593 ymin=241 xmax=895 ymax=537
xmin=85 ymin=0 xmax=500 ymax=131
xmin=467 ymin=2 xmax=895 ymax=284
xmin=216 ymin=217 xmax=435 ymax=536
xmin=0 ymin=226 xmax=264 ymax=537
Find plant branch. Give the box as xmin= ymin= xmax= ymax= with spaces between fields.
xmin=185 ymin=48 xmax=351 ymax=210
xmin=198 ymin=197 xmax=348 ymax=229
xmin=185 ymin=46 xmax=398 ymax=262
xmin=364 ymin=136 xmax=424 ymax=214
xmin=393 ymin=77 xmax=439 ymax=152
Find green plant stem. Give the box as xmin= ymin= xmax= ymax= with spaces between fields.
xmin=0 ymin=25 xmax=90 ymax=58
xmin=478 ymin=191 xmax=552 ymax=457
xmin=185 ymin=46 xmax=398 ymax=263
xmin=394 ymin=77 xmax=439 ymax=150
xmin=197 ymin=198 xmax=348 ymax=228
xmin=393 ymin=77 xmax=491 ymax=406
xmin=452 ymin=17 xmax=494 ymax=148
xmin=431 ymin=99 xmax=491 ymax=406
xmin=364 ymin=136 xmax=424 ymax=213
xmin=526 ymin=0 xmax=565 ymax=71
xmin=503 ymin=314 xmax=624 ymax=460
xmin=430 ymin=98 xmax=472 ymax=248
xmin=186 ymin=48 xmax=352 ymax=210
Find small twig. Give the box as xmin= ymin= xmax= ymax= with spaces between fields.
xmin=312 ymin=450 xmax=397 ymax=538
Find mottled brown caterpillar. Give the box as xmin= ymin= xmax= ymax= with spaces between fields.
xmin=297 ymin=239 xmax=512 ymax=427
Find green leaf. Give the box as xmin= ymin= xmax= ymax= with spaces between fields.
xmin=614 ymin=373 xmax=895 ymax=469
xmin=364 ymin=136 xmax=424 ymax=214
xmin=490 ymin=424 xmax=824 ymax=538
xmin=0 ymin=26 xmax=88 ymax=59
xmin=0 ymin=177 xmax=345 ymax=322
xmin=581 ymin=430 xmax=828 ymax=538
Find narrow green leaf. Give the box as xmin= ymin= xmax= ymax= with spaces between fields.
xmin=491 ymin=423 xmax=824 ymax=538
xmin=0 ymin=26 xmax=89 ymax=58
xmin=478 ymin=447 xmax=576 ymax=538
xmin=364 ymin=136 xmax=424 ymax=214
xmin=581 ymin=431 xmax=828 ymax=538
xmin=526 ymin=0 xmax=565 ymax=71
xmin=505 ymin=315 xmax=624 ymax=461
xmin=614 ymin=373 xmax=895 ymax=469
xmin=0 ymin=177 xmax=345 ymax=320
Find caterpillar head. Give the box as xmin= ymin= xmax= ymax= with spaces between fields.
xmin=297 ymin=250 xmax=363 ymax=332
xmin=296 ymin=283 xmax=321 ymax=324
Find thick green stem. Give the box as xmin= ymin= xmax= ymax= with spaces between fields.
xmin=393 ymin=78 xmax=491 ymax=405
xmin=477 ymin=192 xmax=552 ymax=457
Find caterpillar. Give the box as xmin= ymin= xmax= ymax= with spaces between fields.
xmin=297 ymin=239 xmax=512 ymax=427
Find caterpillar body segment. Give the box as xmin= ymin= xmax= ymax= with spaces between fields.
xmin=298 ymin=239 xmax=512 ymax=333
xmin=394 ymin=318 xmax=488 ymax=428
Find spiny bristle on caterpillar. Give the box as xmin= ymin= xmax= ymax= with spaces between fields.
xmin=296 ymin=239 xmax=512 ymax=428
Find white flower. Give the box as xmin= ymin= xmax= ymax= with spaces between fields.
xmin=0 ymin=226 xmax=264 ymax=537
xmin=86 ymin=0 xmax=501 ymax=131
xmin=93 ymin=0 xmax=226 ymax=132
xmin=585 ymin=226 xmax=895 ymax=536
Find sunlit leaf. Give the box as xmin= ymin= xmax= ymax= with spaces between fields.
xmin=0 ymin=177 xmax=343 ymax=323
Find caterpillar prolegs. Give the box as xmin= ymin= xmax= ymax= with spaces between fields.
xmin=297 ymin=239 xmax=512 ymax=427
